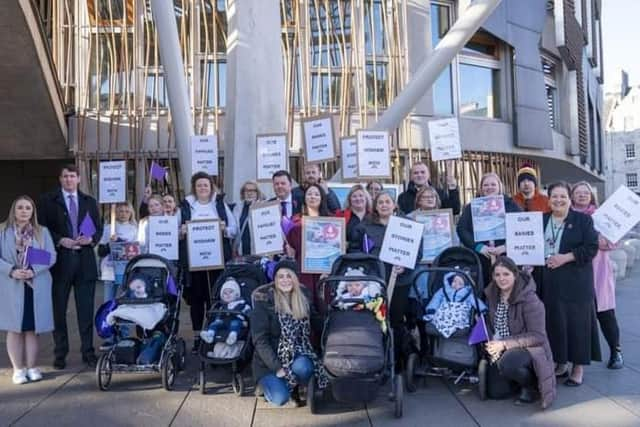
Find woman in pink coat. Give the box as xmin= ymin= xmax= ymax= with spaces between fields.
xmin=570 ymin=182 xmax=623 ymax=369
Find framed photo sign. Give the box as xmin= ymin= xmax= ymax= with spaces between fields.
xmin=301 ymin=216 xmax=346 ymax=274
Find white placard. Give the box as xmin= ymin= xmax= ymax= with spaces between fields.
xmin=256 ymin=133 xmax=288 ymax=181
xmin=356 ymin=130 xmax=391 ymax=178
xmin=191 ymin=135 xmax=219 ymax=176
xmin=98 ymin=161 xmax=126 ymax=204
xmin=148 ymin=216 xmax=179 ymax=260
xmin=186 ymin=220 xmax=224 ymax=270
xmin=250 ymin=202 xmax=285 ymax=256
xmin=505 ymin=212 xmax=545 ymax=266
xmin=379 ymin=216 xmax=425 ymax=269
xmin=301 ymin=115 xmax=336 ymax=163
xmin=428 ymin=118 xmax=462 ymax=161
xmin=341 ymin=137 xmax=358 ymax=181
xmin=592 ymin=185 xmax=640 ymax=244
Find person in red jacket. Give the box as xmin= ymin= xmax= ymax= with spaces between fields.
xmin=513 ymin=165 xmax=550 ymax=213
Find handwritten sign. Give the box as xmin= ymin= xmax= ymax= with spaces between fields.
xmin=99 ymin=161 xmax=126 ymax=204
xmin=356 ymin=130 xmax=391 ymax=178
xmin=505 ymin=212 xmax=545 ymax=265
xmin=341 ymin=137 xmax=358 ymax=181
xmin=428 ymin=118 xmax=462 ymax=161
xmin=301 ymin=115 xmax=336 ymax=163
xmin=471 ymin=195 xmax=506 ymax=242
xmin=250 ymin=201 xmax=285 ymax=256
xmin=379 ymin=216 xmax=424 ymax=269
xmin=148 ymin=216 xmax=179 ymax=260
xmin=256 ymin=133 xmax=288 ymax=181
xmin=593 ymin=185 xmax=640 ymax=244
xmin=186 ymin=220 xmax=224 ymax=271
xmin=191 ymin=135 xmax=219 ymax=176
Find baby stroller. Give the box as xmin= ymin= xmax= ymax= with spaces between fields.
xmin=95 ymin=254 xmax=186 ymax=391
xmin=314 ymin=253 xmax=403 ymax=418
xmin=404 ymin=246 xmax=485 ymax=392
xmin=198 ymin=258 xmax=266 ymax=395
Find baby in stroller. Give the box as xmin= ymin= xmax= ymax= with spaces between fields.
xmin=424 ymin=270 xmax=487 ymax=338
xmin=200 ymin=278 xmax=251 ymax=346
xmin=335 ymin=267 xmax=386 ymax=331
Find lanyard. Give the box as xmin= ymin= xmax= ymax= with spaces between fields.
xmin=549 ymin=219 xmax=564 ymax=247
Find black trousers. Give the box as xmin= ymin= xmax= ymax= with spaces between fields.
xmin=188 ymin=270 xmax=220 ymax=332
xmin=487 ymin=348 xmax=536 ymax=399
xmin=52 ymin=255 xmax=96 ymax=360
xmin=597 ymin=309 xmax=621 ymax=353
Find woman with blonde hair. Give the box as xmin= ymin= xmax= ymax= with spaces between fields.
xmin=570 ymin=181 xmax=623 ymax=369
xmin=0 ymin=196 xmax=56 ymax=384
xmin=338 ymin=184 xmax=372 ymax=243
xmin=233 ymin=180 xmax=265 ymax=256
xmin=250 ymin=259 xmax=328 ymax=407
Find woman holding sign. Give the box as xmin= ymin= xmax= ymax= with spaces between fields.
xmin=180 ymin=172 xmax=237 ymax=353
xmin=137 ymin=195 xmax=165 ymax=253
xmin=570 ymin=182 xmax=623 ymax=370
xmin=250 ymin=259 xmax=327 ymax=407
xmin=338 ymin=184 xmax=371 ymax=248
xmin=540 ymin=182 xmax=600 ymax=386
xmin=0 ymin=196 xmax=56 ymax=384
xmin=457 ymin=172 xmax=521 ymax=287
xmin=233 ymin=180 xmax=265 ymax=256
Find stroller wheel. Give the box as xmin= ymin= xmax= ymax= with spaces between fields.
xmin=161 ymin=351 xmax=177 ymax=391
xmin=175 ymin=338 xmax=187 ymax=371
xmin=404 ymin=353 xmax=418 ymax=393
xmin=199 ymin=363 xmax=207 ymax=395
xmin=96 ymin=352 xmax=113 ymax=391
xmin=307 ymin=375 xmax=319 ymax=415
xmin=393 ymin=374 xmax=403 ymax=418
xmin=232 ymin=372 xmax=245 ymax=396
xmin=478 ymin=359 xmax=488 ymax=401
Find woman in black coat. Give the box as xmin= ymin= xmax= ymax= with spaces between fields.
xmin=457 ymin=172 xmax=522 ymax=287
xmin=539 ymin=182 xmax=600 ymax=386
xmin=250 ymin=259 xmax=327 ymax=407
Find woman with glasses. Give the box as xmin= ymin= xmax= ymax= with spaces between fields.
xmin=232 ymin=181 xmax=265 ymax=257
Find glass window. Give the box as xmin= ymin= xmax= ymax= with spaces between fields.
xmin=626 ymin=173 xmax=638 ymax=188
xmin=626 ymin=144 xmax=636 ymax=159
xmin=459 ymin=63 xmax=500 ymax=118
xmin=366 ymin=63 xmax=388 ymax=107
xmin=89 ymin=34 xmax=134 ymax=110
xmin=199 ymin=0 xmax=227 ymax=54
xmin=431 ymin=3 xmax=453 ymax=116
xmin=202 ymin=61 xmax=226 ymax=108
xmin=543 ymin=58 xmax=558 ymax=128
xmin=364 ymin=0 xmax=386 ymax=56
xmin=144 ymin=74 xmax=169 ymax=109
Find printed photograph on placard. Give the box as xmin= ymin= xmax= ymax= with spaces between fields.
xmin=301 ymin=217 xmax=345 ymax=274
xmin=413 ymin=209 xmax=454 ymax=263
xmin=471 ymin=195 xmax=506 ymax=242
xmin=326 ymin=183 xmax=354 ymax=209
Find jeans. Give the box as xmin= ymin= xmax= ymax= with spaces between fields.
xmin=487 ymin=348 xmax=536 ymax=399
xmin=259 ymin=356 xmax=314 ymax=406
xmin=207 ymin=318 xmax=243 ymax=335
xmin=103 ymin=281 xmax=129 ymax=341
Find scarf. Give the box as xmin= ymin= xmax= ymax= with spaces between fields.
xmin=15 ymin=224 xmax=34 ymax=267
xmin=572 ymin=204 xmax=596 ymax=216
xmin=276 ymin=313 xmax=328 ymax=390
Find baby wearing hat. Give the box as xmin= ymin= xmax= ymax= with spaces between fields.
xmin=200 ymin=277 xmax=251 ymax=346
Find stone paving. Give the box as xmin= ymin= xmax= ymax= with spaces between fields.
xmin=2 ymin=263 xmax=640 ymax=427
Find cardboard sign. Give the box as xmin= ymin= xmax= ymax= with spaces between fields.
xmin=593 ymin=185 xmax=640 ymax=244
xmin=356 ymin=130 xmax=391 ymax=178
xmin=412 ymin=209 xmax=454 ymax=263
xmin=341 ymin=137 xmax=358 ymax=181
xmin=428 ymin=118 xmax=462 ymax=161
xmin=186 ymin=220 xmax=224 ymax=271
xmin=191 ymin=135 xmax=219 ymax=176
xmin=301 ymin=216 xmax=346 ymax=274
xmin=301 ymin=115 xmax=336 ymax=163
xmin=99 ymin=161 xmax=126 ymax=204
xmin=379 ymin=216 xmax=424 ymax=269
xmin=250 ymin=201 xmax=285 ymax=256
xmin=256 ymin=133 xmax=289 ymax=181
xmin=505 ymin=212 xmax=545 ymax=266
xmin=471 ymin=195 xmax=506 ymax=242
xmin=148 ymin=216 xmax=179 ymax=260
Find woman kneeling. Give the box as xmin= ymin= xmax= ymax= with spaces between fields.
xmin=483 ymin=257 xmax=556 ymax=409
xmin=250 ymin=259 xmax=328 ymax=406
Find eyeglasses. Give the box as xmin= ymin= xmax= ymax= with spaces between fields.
xmin=244 ymin=188 xmax=258 ymax=193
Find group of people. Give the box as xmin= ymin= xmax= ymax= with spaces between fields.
xmin=0 ymin=161 xmax=624 ymax=411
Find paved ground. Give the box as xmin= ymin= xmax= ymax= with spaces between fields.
xmin=2 ymin=263 xmax=640 ymax=427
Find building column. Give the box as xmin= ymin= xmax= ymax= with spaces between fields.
xmin=224 ymin=0 xmax=286 ymax=200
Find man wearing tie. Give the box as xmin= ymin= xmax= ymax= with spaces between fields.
xmin=38 ymin=165 xmax=102 ymax=369
xmin=271 ymin=170 xmax=303 ymax=218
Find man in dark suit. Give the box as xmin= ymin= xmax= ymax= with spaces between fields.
xmin=271 ymin=170 xmax=303 ymax=218
xmin=292 ymin=163 xmax=341 ymax=213
xmin=38 ymin=164 xmax=103 ymax=369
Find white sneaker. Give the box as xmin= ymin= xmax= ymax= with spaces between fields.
xmin=12 ymin=369 xmax=28 ymax=385
xmin=27 ymin=368 xmax=43 ymax=382
xmin=226 ymin=331 xmax=238 ymax=346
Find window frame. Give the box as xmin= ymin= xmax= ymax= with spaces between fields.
xmin=625 ymin=143 xmax=636 ymax=160
xmin=626 ymin=173 xmax=638 ymax=188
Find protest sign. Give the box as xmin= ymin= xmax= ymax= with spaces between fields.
xmin=301 ymin=217 xmax=345 ymax=274
xmin=148 ymin=216 xmax=179 ymax=260
xmin=250 ymin=201 xmax=285 ymax=256
xmin=412 ymin=209 xmax=454 ymax=263
xmin=428 ymin=118 xmax=462 ymax=161
xmin=592 ymin=185 xmax=640 ymax=244
xmin=191 ymin=135 xmax=218 ymax=176
xmin=471 ymin=195 xmax=506 ymax=242
xmin=356 ymin=130 xmax=391 ymax=178
xmin=341 ymin=137 xmax=358 ymax=181
xmin=379 ymin=216 xmax=424 ymax=269
xmin=257 ymin=133 xmax=288 ymax=181
xmin=186 ymin=220 xmax=224 ymax=271
xmin=505 ymin=212 xmax=545 ymax=265
xmin=99 ymin=161 xmax=126 ymax=204
xmin=301 ymin=115 xmax=336 ymax=163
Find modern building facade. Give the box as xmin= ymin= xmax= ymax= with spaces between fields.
xmin=2 ymin=0 xmax=607 ymax=208
xmin=604 ymin=71 xmax=640 ymax=197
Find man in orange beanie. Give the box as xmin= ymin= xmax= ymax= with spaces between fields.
xmin=513 ymin=165 xmax=550 ymax=213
